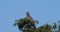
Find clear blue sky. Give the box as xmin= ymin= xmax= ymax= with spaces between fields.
xmin=0 ymin=0 xmax=60 ymax=32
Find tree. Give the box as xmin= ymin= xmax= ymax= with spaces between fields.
xmin=14 ymin=11 xmax=53 ymax=32
xmin=38 ymin=24 xmax=52 ymax=32
xmin=52 ymin=23 xmax=57 ymax=32
xmin=14 ymin=18 xmax=37 ymax=32
xmin=14 ymin=12 xmax=38 ymax=32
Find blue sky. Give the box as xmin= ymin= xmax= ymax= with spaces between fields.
xmin=0 ymin=0 xmax=60 ymax=32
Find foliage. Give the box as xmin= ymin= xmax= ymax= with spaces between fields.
xmin=14 ymin=12 xmax=59 ymax=32
xmin=14 ymin=18 xmax=36 ymax=31
xmin=52 ymin=23 xmax=57 ymax=32
xmin=38 ymin=24 xmax=52 ymax=32
xmin=14 ymin=18 xmax=52 ymax=32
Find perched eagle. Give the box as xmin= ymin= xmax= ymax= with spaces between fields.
xmin=26 ymin=11 xmax=35 ymax=24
